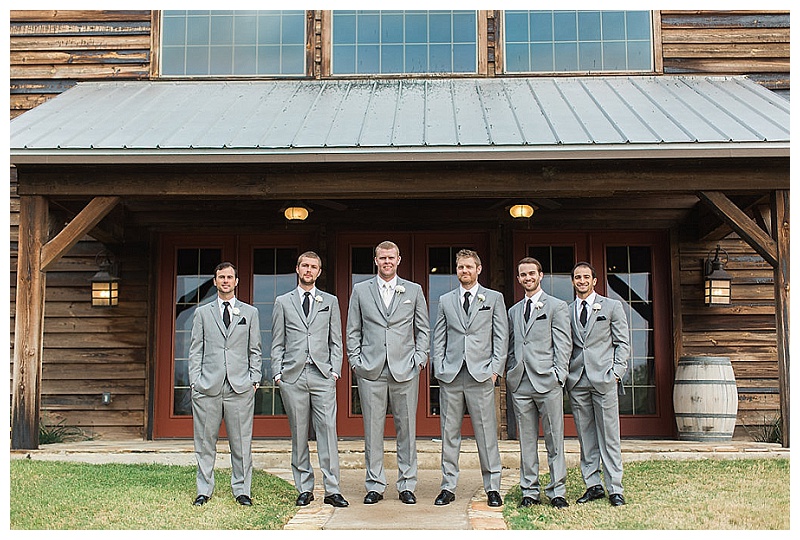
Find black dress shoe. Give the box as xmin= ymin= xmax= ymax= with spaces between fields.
xmin=399 ymin=490 xmax=417 ymax=504
xmin=576 ymin=485 xmax=606 ymax=504
xmin=323 ymin=493 xmax=349 ymax=507
xmin=609 ymin=493 xmax=626 ymax=507
xmin=193 ymin=494 xmax=210 ymax=506
xmin=236 ymin=494 xmax=252 ymax=506
xmin=550 ymin=496 xmax=569 ymax=509
xmin=487 ymin=491 xmax=503 ymax=507
xmin=434 ymin=489 xmax=456 ymax=506
xmin=363 ymin=491 xmax=384 ymax=504
xmin=518 ymin=496 xmax=541 ymax=508
xmin=296 ymin=491 xmax=315 ymax=506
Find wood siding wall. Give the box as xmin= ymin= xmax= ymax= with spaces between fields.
xmin=10 ymin=10 xmax=151 ymax=119
xmin=661 ymin=10 xmax=790 ymax=90
xmin=679 ymin=237 xmax=780 ymax=437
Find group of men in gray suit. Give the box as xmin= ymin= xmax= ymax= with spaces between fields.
xmin=506 ymin=257 xmax=630 ymax=509
xmin=189 ymin=244 xmax=630 ymax=511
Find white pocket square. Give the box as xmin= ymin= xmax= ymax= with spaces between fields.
xmin=403 ymin=299 xmax=412 ymax=304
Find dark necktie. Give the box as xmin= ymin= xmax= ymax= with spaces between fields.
xmin=463 ymin=291 xmax=471 ymax=314
xmin=222 ymin=301 xmax=231 ymax=328
xmin=524 ymin=298 xmax=532 ymax=322
xmin=302 ymin=291 xmax=311 ymax=317
xmin=580 ymin=300 xmax=588 ymax=327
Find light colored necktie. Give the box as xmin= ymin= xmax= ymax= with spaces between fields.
xmin=382 ymin=284 xmax=392 ymax=308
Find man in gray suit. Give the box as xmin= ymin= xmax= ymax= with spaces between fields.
xmin=189 ymin=262 xmax=262 ymax=507
xmin=346 ymin=240 xmax=430 ymax=505
xmin=506 ymin=257 xmax=571 ymax=509
xmin=432 ymin=249 xmax=508 ymax=508
xmin=272 ymin=251 xmax=348 ymax=508
xmin=567 ymin=261 xmax=630 ymax=507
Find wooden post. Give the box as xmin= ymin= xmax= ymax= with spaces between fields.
xmin=772 ymin=190 xmax=789 ymax=447
xmin=12 ymin=195 xmax=48 ymax=449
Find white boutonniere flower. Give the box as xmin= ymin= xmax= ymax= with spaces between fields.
xmin=535 ymin=301 xmax=544 ymax=310
xmin=592 ymin=303 xmax=602 ymax=312
xmin=232 ymin=307 xmax=241 ymax=316
xmin=395 ymin=285 xmax=405 ymax=294
xmin=315 ymin=295 xmax=323 ymax=303
xmin=477 ymin=293 xmax=486 ymax=302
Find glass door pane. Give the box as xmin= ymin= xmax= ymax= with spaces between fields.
xmin=606 ymin=245 xmax=655 ymax=415
xmin=252 ymin=247 xmax=298 ymax=416
xmin=173 ymin=248 xmax=222 ymax=416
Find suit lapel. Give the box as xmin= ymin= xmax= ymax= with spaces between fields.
xmin=523 ymin=295 xmax=535 ymax=334
xmin=368 ymin=278 xmax=391 ymax=320
xmin=307 ymin=292 xmax=323 ymax=326
xmin=584 ymin=295 xmax=603 ymax=335
xmin=292 ymin=291 xmax=310 ymax=328
xmin=211 ymin=300 xmax=227 ymax=337
xmin=386 ymin=278 xmax=402 ymax=318
xmin=570 ymin=299 xmax=586 ymax=344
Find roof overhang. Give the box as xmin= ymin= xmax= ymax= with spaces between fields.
xmin=11 ymin=76 xmax=790 ymax=166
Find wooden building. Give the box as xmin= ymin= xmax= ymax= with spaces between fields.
xmin=10 ymin=10 xmax=789 ymax=448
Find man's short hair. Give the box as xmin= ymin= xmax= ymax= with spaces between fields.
xmin=517 ymin=256 xmax=543 ymax=274
xmin=375 ymin=240 xmax=400 ymax=257
xmin=455 ymin=249 xmax=481 ymax=267
xmin=297 ymin=251 xmax=322 ymax=268
xmin=214 ymin=262 xmax=237 ymax=278
xmin=572 ymin=261 xmax=597 ymax=279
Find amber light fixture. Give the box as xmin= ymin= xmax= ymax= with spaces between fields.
xmin=509 ymin=203 xmax=535 ymax=219
xmin=283 ymin=203 xmax=310 ymax=221
xmin=704 ymin=245 xmax=732 ymax=306
xmin=91 ymin=251 xmax=120 ymax=307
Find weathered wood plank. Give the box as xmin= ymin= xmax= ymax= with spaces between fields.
xmin=661 ymin=27 xmax=789 ymax=43
xmin=11 ymin=10 xmax=152 ymax=22
xmin=11 ymin=63 xmax=150 ymax=79
xmin=660 ymin=12 xmax=789 ymax=29
xmin=43 ymin=362 xmax=145 ymax=379
xmin=664 ymin=58 xmax=790 ymax=73
xmin=42 ymin=409 xmax=145 ymax=426
xmin=41 ymin=317 xmax=147 ymax=334
xmin=42 ymin=332 xmax=147 ymax=348
xmin=41 ymin=379 xmax=145 ymax=394
xmin=10 ymin=50 xmax=150 ymax=65
xmin=10 ymin=93 xmax=51 ymax=110
xmin=42 ymin=393 xmax=144 ymax=410
xmin=42 ymin=348 xmax=146 ymax=363
xmin=662 ymin=42 xmax=788 ymax=58
xmin=10 ymin=21 xmax=151 ymax=37
xmin=10 ymin=34 xmax=151 ymax=51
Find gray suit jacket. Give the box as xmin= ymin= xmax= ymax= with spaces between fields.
xmin=432 ymin=285 xmax=508 ymax=384
xmin=189 ymin=299 xmax=262 ymax=395
xmin=346 ymin=277 xmax=430 ymax=382
xmin=506 ymin=292 xmax=571 ymax=393
xmin=566 ymin=294 xmax=630 ymax=392
xmin=271 ymin=290 xmax=343 ymax=384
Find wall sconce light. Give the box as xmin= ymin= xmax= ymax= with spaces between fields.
xmin=283 ymin=203 xmax=310 ymax=221
xmin=91 ymin=251 xmax=120 ymax=307
xmin=704 ymin=245 xmax=732 ymax=306
xmin=509 ymin=203 xmax=535 ymax=219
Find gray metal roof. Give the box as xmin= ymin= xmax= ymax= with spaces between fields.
xmin=10 ymin=76 xmax=789 ymax=164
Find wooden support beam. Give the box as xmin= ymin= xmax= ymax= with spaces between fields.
xmin=697 ymin=194 xmax=768 ymax=242
xmin=40 ymin=196 xmax=120 ymax=271
xmin=754 ymin=204 xmax=773 ymax=237
xmin=771 ymin=190 xmax=789 ymax=447
xmin=12 ymin=195 xmax=48 ymax=449
xmin=697 ymin=191 xmax=778 ymax=267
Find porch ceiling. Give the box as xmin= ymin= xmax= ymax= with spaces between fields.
xmin=10 ymin=76 xmax=789 ymax=165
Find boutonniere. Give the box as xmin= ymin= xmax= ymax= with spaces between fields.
xmin=395 ymin=285 xmax=405 ymax=294
xmin=477 ymin=293 xmax=486 ymax=302
xmin=592 ymin=303 xmax=602 ymax=312
xmin=534 ymin=301 xmax=544 ymax=310
xmin=315 ymin=295 xmax=323 ymax=303
xmin=232 ymin=307 xmax=240 ymax=316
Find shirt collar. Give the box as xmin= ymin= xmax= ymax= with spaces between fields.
xmin=576 ymin=292 xmax=597 ymax=306
xmin=378 ymin=276 xmax=398 ymax=289
xmin=218 ymin=296 xmax=236 ymax=309
xmin=525 ymin=290 xmax=544 ymax=304
xmin=298 ymin=286 xmax=317 ymax=299
xmin=460 ymin=283 xmax=479 ymax=299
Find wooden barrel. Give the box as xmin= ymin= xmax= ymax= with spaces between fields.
xmin=673 ymin=356 xmax=738 ymax=442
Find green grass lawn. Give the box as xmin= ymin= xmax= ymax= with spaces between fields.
xmin=504 ymin=458 xmax=790 ymax=530
xmin=10 ymin=460 xmax=297 ymax=530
